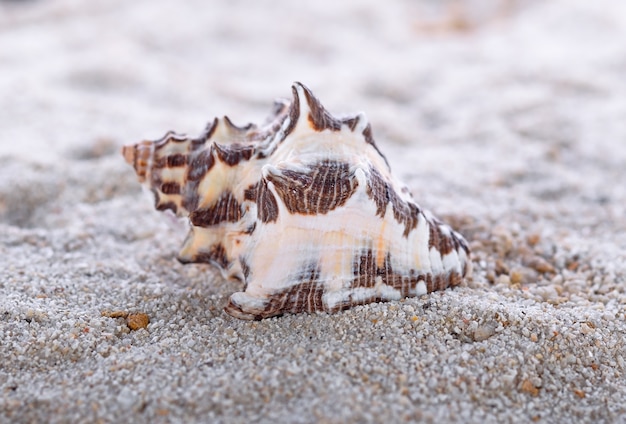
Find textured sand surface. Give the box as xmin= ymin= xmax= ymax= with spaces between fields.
xmin=1 ymin=0 xmax=626 ymax=422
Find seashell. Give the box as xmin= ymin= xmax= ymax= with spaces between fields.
xmin=122 ymin=82 xmax=471 ymax=320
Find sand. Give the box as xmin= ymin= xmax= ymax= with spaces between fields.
xmin=1 ymin=0 xmax=626 ymax=422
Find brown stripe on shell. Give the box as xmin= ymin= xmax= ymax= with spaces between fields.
xmin=182 ymin=149 xmax=216 ymax=212
xmin=247 ymin=264 xmax=325 ymax=319
xmin=186 ymin=243 xmax=230 ymax=269
xmin=390 ymin=197 xmax=419 ymax=238
xmin=189 ymin=191 xmax=241 ymax=227
xmin=150 ymin=167 xmax=180 ymax=214
xmin=149 ymin=169 xmax=187 ymax=216
xmin=243 ymin=180 xmax=279 ymax=223
xmin=428 ymin=219 xmax=454 ymax=256
xmin=352 ymin=248 xmax=379 ymax=288
xmin=214 ymin=143 xmax=255 ymax=166
xmin=186 ymin=149 xmax=215 ymax=182
xmin=351 ymin=249 xmax=411 ymax=293
xmin=366 ymin=166 xmax=389 ymax=217
xmin=243 ymin=183 xmax=258 ymax=202
xmin=160 ymin=182 xmax=181 ymax=195
xmin=425 ymin=271 xmax=463 ymax=292
xmin=268 ymin=160 xmax=358 ymax=215
xmin=149 ymin=170 xmax=179 ymax=214
xmin=301 ymin=85 xmax=342 ymax=132
xmin=427 ymin=219 xmax=440 ymax=251
xmin=152 ymin=153 xmax=188 ymax=169
xmin=261 ymin=264 xmax=324 ymax=318
xmin=224 ymin=264 xmax=326 ymax=320
xmin=167 ymin=154 xmax=187 ymax=167
xmin=257 ymin=180 xmax=279 ymax=223
xmin=366 ymin=167 xmax=419 ymax=237
xmin=243 ymin=178 xmax=278 ymax=224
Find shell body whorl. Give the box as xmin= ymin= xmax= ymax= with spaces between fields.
xmin=123 ymin=82 xmax=471 ymax=319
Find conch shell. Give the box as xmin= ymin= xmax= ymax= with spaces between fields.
xmin=122 ymin=82 xmax=471 ymax=319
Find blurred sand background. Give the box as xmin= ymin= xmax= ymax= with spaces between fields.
xmin=1 ymin=0 xmax=626 ymax=422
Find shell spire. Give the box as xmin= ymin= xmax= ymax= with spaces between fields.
xmin=122 ymin=82 xmax=471 ymax=320
xmin=290 ymin=82 xmax=342 ymax=132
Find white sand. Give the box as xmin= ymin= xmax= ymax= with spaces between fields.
xmin=1 ymin=0 xmax=626 ymax=422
